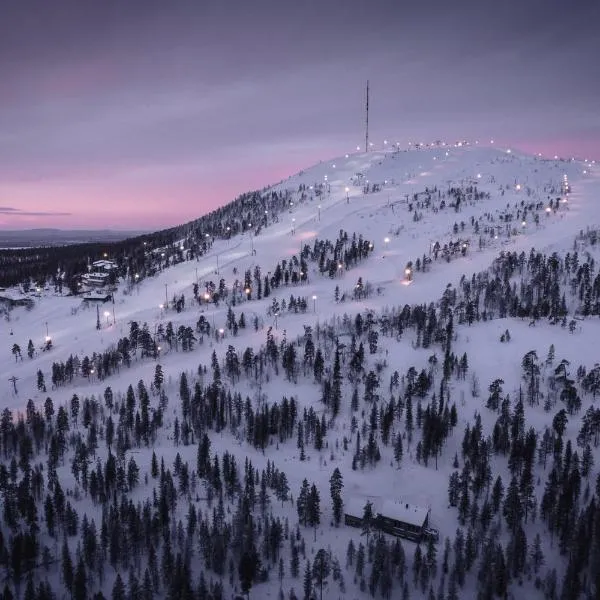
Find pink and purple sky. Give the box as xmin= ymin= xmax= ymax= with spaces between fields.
xmin=0 ymin=0 xmax=598 ymax=231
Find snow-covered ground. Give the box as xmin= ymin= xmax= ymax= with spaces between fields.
xmin=2 ymin=143 xmax=599 ymax=599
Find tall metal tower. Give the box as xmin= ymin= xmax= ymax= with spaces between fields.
xmin=365 ymin=80 xmax=370 ymax=153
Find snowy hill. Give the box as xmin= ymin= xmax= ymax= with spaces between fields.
xmin=1 ymin=143 xmax=600 ymax=600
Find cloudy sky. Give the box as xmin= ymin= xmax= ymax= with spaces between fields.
xmin=0 ymin=0 xmax=598 ymax=230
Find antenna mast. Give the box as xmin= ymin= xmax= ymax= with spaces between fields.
xmin=365 ymin=80 xmax=369 ymax=153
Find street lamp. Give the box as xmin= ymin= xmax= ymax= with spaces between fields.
xmin=405 ymin=267 xmax=412 ymax=281
xmin=345 ymin=186 xmax=350 ymax=203
xmin=104 ymin=311 xmax=110 ymax=327
xmin=248 ymin=223 xmax=254 ymax=253
xmin=317 ymin=205 xmax=321 ymax=221
xmin=312 ymin=295 xmax=317 ymax=313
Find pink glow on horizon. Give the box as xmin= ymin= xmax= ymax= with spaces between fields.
xmin=0 ymin=153 xmax=328 ymax=231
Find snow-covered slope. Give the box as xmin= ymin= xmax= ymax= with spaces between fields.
xmin=2 ymin=144 xmax=600 ymax=600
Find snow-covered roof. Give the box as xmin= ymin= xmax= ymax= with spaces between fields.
xmin=0 ymin=290 xmax=34 ymax=302
xmin=92 ymin=259 xmax=116 ymax=269
xmin=344 ymin=496 xmax=380 ymax=517
xmin=378 ymin=500 xmax=429 ymax=528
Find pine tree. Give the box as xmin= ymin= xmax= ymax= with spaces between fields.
xmin=239 ymin=545 xmax=260 ymax=599
xmin=331 ymin=345 xmax=342 ymax=417
xmin=361 ymin=501 xmax=374 ymax=545
xmin=329 ymin=468 xmax=344 ymax=527
xmin=112 ymin=574 xmax=126 ymax=600
xmin=297 ymin=479 xmax=309 ymax=526
xmin=312 ymin=549 xmax=330 ymax=600
xmin=73 ymin=556 xmax=87 ymax=600
xmin=61 ymin=538 xmax=74 ymax=595
xmin=308 ymin=484 xmax=321 ymax=540
xmin=303 ymin=560 xmax=312 ymax=600
xmin=530 ymin=533 xmax=544 ymax=575
xmin=503 ymin=476 xmax=523 ymax=533
xmin=394 ymin=432 xmax=404 ymax=467
xmin=153 ymin=365 xmax=164 ymax=391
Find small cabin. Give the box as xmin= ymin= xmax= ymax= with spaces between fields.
xmin=0 ymin=293 xmax=34 ymax=309
xmin=82 ymin=291 xmax=113 ymax=303
xmin=376 ymin=500 xmax=429 ymax=542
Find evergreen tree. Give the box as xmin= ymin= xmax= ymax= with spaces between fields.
xmin=112 ymin=574 xmax=126 ymax=600
xmin=312 ymin=549 xmax=330 ymax=600
xmin=329 ymin=468 xmax=344 ymax=527
xmin=73 ymin=556 xmax=87 ymax=600
xmin=239 ymin=545 xmax=260 ymax=599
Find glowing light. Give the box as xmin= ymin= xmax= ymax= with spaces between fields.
xmin=384 ymin=237 xmax=390 ymax=244
xmin=312 ymin=295 xmax=317 ymax=300
xmin=546 ymin=207 xmax=551 ymax=213
xmin=477 ymin=173 xmax=482 ymax=179
xmin=522 ymin=221 xmax=526 ymax=227
xmin=515 ymin=184 xmax=521 ymax=191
